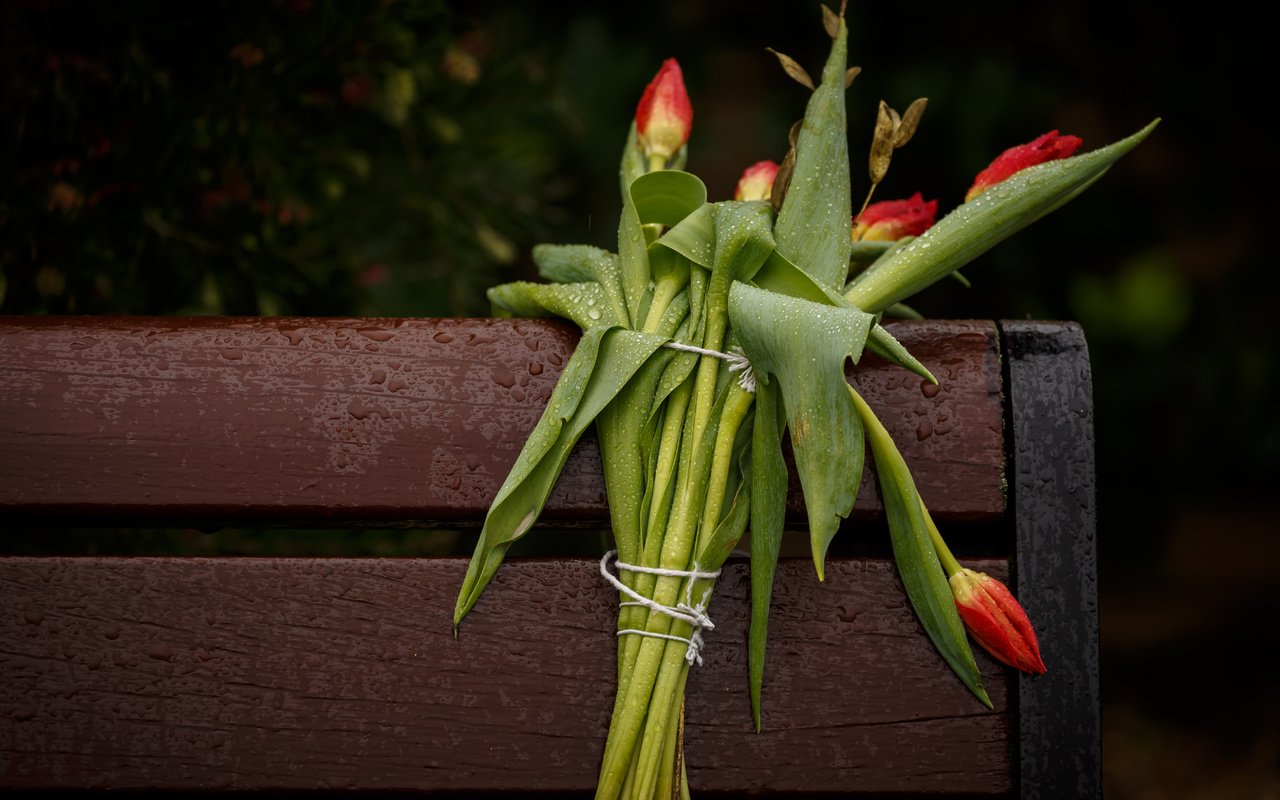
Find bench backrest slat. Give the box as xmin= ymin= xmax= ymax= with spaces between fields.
xmin=0 ymin=317 xmax=1005 ymax=527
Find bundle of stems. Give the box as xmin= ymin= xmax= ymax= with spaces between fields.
xmin=452 ymin=5 xmax=1155 ymax=797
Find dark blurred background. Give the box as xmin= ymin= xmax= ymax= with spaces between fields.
xmin=3 ymin=1 xmax=1276 ymax=796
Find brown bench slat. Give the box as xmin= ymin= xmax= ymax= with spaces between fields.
xmin=0 ymin=556 xmax=1010 ymax=794
xmin=0 ymin=317 xmax=1003 ymax=526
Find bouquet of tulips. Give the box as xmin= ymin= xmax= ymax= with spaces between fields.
xmin=453 ymin=5 xmax=1154 ymax=797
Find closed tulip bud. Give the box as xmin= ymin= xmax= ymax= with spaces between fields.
xmin=734 ymin=160 xmax=780 ymax=201
xmin=852 ymin=192 xmax=938 ymax=241
xmin=965 ymin=130 xmax=1082 ymax=202
xmin=636 ymin=58 xmax=693 ymax=166
xmin=949 ymin=568 xmax=1047 ymax=674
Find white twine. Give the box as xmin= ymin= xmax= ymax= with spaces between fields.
xmin=599 ymin=550 xmax=721 ymax=666
xmin=661 ymin=341 xmax=756 ymax=393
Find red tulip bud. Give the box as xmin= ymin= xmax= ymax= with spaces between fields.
xmin=636 ymin=58 xmax=692 ymax=163
xmin=949 ymin=568 xmax=1047 ymax=674
xmin=734 ymin=160 xmax=779 ymax=201
xmin=852 ymin=192 xmax=938 ymax=241
xmin=965 ymin=130 xmax=1082 ymax=202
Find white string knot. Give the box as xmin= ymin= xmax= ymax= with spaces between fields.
xmin=599 ymin=550 xmax=721 ymax=666
xmin=661 ymin=341 xmax=756 ymax=393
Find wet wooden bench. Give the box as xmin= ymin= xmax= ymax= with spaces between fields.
xmin=0 ymin=316 xmax=1099 ymax=797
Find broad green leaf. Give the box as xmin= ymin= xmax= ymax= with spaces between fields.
xmin=487 ymin=280 xmax=617 ymax=331
xmin=728 ymin=281 xmax=873 ymax=579
xmin=751 ymin=247 xmax=937 ymax=384
xmin=773 ymin=15 xmax=851 ymax=291
xmin=705 ymin=202 xmax=776 ymax=349
xmin=849 ymin=386 xmax=991 ymax=707
xmin=654 ymin=203 xmax=715 ymax=269
xmin=867 ymin=323 xmax=936 ymax=384
xmin=748 ymin=377 xmax=787 ymax=730
xmin=846 ymin=120 xmax=1160 ymax=313
xmin=532 ymin=243 xmax=629 ymax=328
xmin=618 ymin=125 xmax=652 ymax=324
xmin=630 ymin=170 xmax=707 ymax=227
xmin=754 ymin=248 xmax=842 ymax=305
xmin=453 ymin=326 xmax=667 ymax=627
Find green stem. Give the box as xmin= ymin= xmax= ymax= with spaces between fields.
xmin=643 ymin=278 xmax=681 ymax=335
xmin=698 ymin=383 xmax=754 ymax=546
xmin=632 ymin=385 xmax=752 ymax=797
xmin=614 ymin=379 xmax=691 ymax=708
xmin=597 ymin=371 xmax=718 ymax=798
xmin=648 ymin=153 xmax=667 ymax=173
xmin=919 ymin=496 xmax=963 ymax=577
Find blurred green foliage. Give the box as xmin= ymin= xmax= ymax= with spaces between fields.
xmin=2 ymin=0 xmax=576 ymax=317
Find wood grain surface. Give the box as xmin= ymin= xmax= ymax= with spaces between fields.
xmin=0 ymin=557 xmax=1011 ymax=794
xmin=0 ymin=317 xmax=1004 ymax=527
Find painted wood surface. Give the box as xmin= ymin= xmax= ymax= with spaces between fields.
xmin=0 ymin=317 xmax=1004 ymax=527
xmin=0 ymin=557 xmax=1011 ymax=794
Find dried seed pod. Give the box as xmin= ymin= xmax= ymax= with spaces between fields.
xmin=822 ymin=4 xmax=840 ymax=38
xmin=894 ymin=98 xmax=928 ymax=147
xmin=771 ymin=120 xmax=803 ymax=212
xmin=766 ymin=48 xmax=814 ymax=91
xmin=844 ymin=65 xmax=861 ymax=88
xmin=869 ymin=100 xmax=898 ymax=186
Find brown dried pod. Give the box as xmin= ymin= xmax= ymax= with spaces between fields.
xmin=894 ymin=97 xmax=928 ymax=148
xmin=766 ymin=48 xmax=814 ymax=91
xmin=822 ymin=4 xmax=840 ymax=38
xmin=771 ymin=120 xmax=803 ymax=213
xmin=869 ymin=100 xmax=898 ymax=186
xmin=845 ymin=66 xmax=862 ymax=88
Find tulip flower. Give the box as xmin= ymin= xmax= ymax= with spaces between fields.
xmin=636 ymin=58 xmax=693 ymax=168
xmin=949 ymin=568 xmax=1047 ymax=674
xmin=965 ymin=130 xmax=1082 ymax=202
xmin=734 ymin=160 xmax=779 ymax=201
xmin=852 ymin=192 xmax=938 ymax=241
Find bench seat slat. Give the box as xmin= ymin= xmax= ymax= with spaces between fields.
xmin=0 ymin=556 xmax=1010 ymax=794
xmin=0 ymin=317 xmax=1004 ymax=526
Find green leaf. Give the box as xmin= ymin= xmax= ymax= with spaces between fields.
xmin=487 ymin=280 xmax=617 ymax=330
xmin=846 ymin=120 xmax=1160 ymax=312
xmin=867 ymin=323 xmax=936 ymax=384
xmin=630 ymin=170 xmax=708 ymax=228
xmin=848 ymin=386 xmax=991 ymax=708
xmin=453 ymin=326 xmax=667 ymax=628
xmin=618 ymin=125 xmax=652 ymax=325
xmin=728 ymin=281 xmax=873 ymax=579
xmin=773 ymin=14 xmax=851 ymax=291
xmin=748 ymin=377 xmax=787 ymax=731
xmin=654 ymin=203 xmax=715 ymax=269
xmin=532 ymin=243 xmax=629 ymax=328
